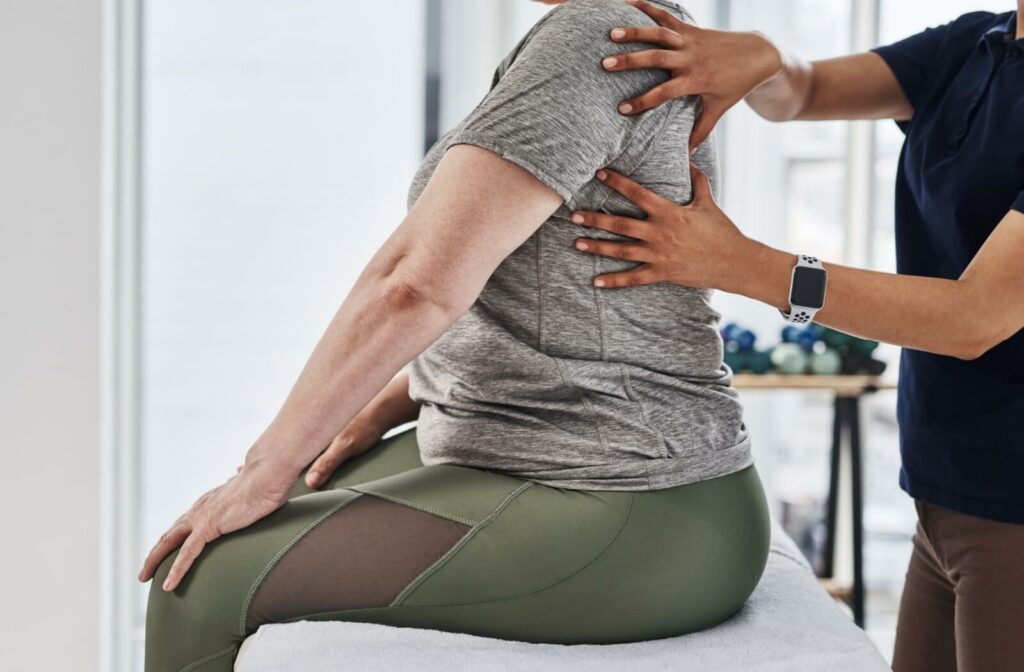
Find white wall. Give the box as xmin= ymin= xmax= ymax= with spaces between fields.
xmin=0 ymin=0 xmax=102 ymax=670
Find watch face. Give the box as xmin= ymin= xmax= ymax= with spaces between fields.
xmin=792 ymin=266 xmax=828 ymax=309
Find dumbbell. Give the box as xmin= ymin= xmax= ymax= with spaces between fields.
xmin=722 ymin=322 xmax=758 ymax=352
xmin=770 ymin=343 xmax=809 ymax=375
xmin=819 ymin=326 xmax=878 ymax=357
xmin=781 ymin=324 xmax=824 ymax=353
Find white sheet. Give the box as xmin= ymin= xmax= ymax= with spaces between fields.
xmin=235 ymin=521 xmax=889 ymax=672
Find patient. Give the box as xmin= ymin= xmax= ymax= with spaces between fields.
xmin=141 ymin=1 xmax=770 ymax=670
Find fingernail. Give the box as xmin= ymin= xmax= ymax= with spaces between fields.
xmin=602 ymin=57 xmax=618 ymax=69
xmin=571 ymin=213 xmax=584 ymax=224
xmin=618 ymin=102 xmax=633 ymax=114
xmin=610 ymin=28 xmax=626 ymax=39
xmin=576 ymin=240 xmax=589 ymax=250
xmin=162 ymin=579 xmax=171 ymax=591
xmin=595 ymin=278 xmax=606 ymax=287
xmin=596 ymin=170 xmax=607 ymax=181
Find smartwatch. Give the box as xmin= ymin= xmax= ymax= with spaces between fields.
xmin=781 ymin=254 xmax=828 ymax=324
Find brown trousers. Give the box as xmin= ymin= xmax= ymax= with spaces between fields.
xmin=892 ymin=500 xmax=1024 ymax=672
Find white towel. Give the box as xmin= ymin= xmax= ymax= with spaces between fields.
xmin=235 ymin=522 xmax=888 ymax=672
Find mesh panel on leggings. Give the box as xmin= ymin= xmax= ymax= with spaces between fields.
xmin=245 ymin=493 xmax=471 ymax=632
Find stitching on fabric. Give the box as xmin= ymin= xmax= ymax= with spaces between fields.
xmin=178 ymin=645 xmax=237 ymax=672
xmin=425 ymin=490 xmax=636 ymax=607
xmin=573 ymin=98 xmax=683 ymax=461
xmin=536 ymin=228 xmax=544 ymax=352
xmin=619 ymin=363 xmax=670 ymax=460
xmin=551 ymin=358 xmax=611 ymax=455
xmin=348 ymin=489 xmax=477 ymax=527
xmin=296 ymin=490 xmax=636 ymax=620
xmin=584 ymin=132 xmax=657 ymax=364
xmin=389 ymin=481 xmax=535 ymax=606
xmin=237 ymin=491 xmax=364 ymax=637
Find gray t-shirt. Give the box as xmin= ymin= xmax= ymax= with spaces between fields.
xmin=405 ymin=0 xmax=751 ymax=490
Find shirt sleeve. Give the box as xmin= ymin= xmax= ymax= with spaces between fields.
xmin=443 ymin=0 xmax=680 ymax=208
xmin=871 ymin=21 xmax=954 ymax=111
xmin=1012 ymin=191 xmax=1024 ymax=214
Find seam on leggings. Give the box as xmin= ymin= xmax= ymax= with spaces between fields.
xmin=237 ymin=491 xmax=365 ymax=637
xmin=293 ymin=490 xmax=636 ymax=621
xmin=179 ymin=645 xmax=237 ymax=672
xmin=389 ymin=480 xmax=535 ymax=606
xmin=425 ymin=490 xmax=635 ymax=607
xmin=345 ymin=488 xmax=477 ymax=527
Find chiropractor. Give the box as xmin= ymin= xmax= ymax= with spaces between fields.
xmin=571 ymin=1 xmax=1024 ymax=671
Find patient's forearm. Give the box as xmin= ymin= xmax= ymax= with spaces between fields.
xmin=245 ymin=271 xmax=461 ymax=476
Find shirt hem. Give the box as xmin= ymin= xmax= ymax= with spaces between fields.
xmin=445 ymin=132 xmax=577 ymax=205
xmin=511 ymin=440 xmax=753 ymax=492
xmin=900 ymin=468 xmax=1024 ymax=525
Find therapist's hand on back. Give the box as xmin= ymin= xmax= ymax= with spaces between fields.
xmin=604 ymin=0 xmax=783 ymax=151
xmin=572 ymin=165 xmax=758 ymax=290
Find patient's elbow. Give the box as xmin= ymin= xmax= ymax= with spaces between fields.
xmin=378 ymin=273 xmax=474 ymax=319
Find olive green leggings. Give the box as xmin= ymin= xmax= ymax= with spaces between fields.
xmin=145 ymin=427 xmax=770 ymax=671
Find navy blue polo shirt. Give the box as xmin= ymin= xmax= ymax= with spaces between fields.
xmin=872 ymin=11 xmax=1024 ymax=524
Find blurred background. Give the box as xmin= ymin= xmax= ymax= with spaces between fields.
xmin=0 ymin=0 xmax=1000 ymax=670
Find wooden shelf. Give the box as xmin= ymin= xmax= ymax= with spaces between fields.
xmin=818 ymin=577 xmax=853 ymax=602
xmin=733 ymin=373 xmax=896 ymax=397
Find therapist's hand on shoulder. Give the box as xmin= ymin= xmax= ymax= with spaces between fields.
xmin=603 ymin=0 xmax=783 ymax=151
xmin=572 ymin=166 xmax=753 ymax=290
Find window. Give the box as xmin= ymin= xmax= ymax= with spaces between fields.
xmin=136 ymin=0 xmax=426 ymax=665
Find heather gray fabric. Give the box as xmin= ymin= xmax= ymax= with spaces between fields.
xmin=406 ymin=0 xmax=750 ymax=490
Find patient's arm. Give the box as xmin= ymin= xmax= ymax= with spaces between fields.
xmin=142 ymin=0 xmax=669 ymax=591
xmin=250 ymin=145 xmax=562 ymax=476
xmin=141 ymin=146 xmax=561 ymax=590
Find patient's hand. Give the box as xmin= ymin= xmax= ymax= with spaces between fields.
xmin=601 ymin=0 xmax=782 ymax=151
xmin=304 ymin=369 xmax=421 ymax=489
xmin=303 ymin=418 xmax=385 ymax=489
xmin=571 ymin=165 xmax=751 ymax=290
xmin=138 ymin=457 xmax=294 ymax=592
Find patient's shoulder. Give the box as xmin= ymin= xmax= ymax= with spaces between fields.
xmin=504 ymin=0 xmax=690 ymax=99
xmin=534 ymin=0 xmax=689 ymax=45
xmin=549 ymin=0 xmax=689 ymax=24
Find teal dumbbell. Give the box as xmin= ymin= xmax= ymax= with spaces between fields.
xmin=770 ymin=343 xmax=809 ymax=375
xmin=809 ymin=348 xmax=841 ymax=375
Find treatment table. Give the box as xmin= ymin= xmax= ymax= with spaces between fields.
xmin=234 ymin=519 xmax=889 ymax=671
